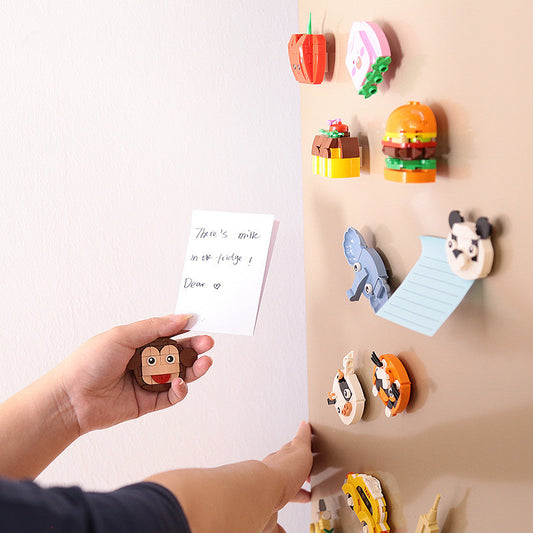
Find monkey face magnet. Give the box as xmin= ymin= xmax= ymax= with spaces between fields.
xmin=128 ymin=337 xmax=198 ymax=392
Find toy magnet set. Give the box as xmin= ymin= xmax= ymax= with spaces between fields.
xmin=289 ymin=15 xmax=439 ymax=183
xmin=293 ymin=13 xmax=498 ymax=533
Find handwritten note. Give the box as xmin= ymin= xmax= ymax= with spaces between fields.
xmin=377 ymin=236 xmax=474 ymax=336
xmin=175 ymin=210 xmax=275 ymax=335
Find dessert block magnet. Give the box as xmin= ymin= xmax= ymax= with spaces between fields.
xmin=345 ymin=21 xmax=391 ymax=98
xmin=312 ymin=119 xmax=360 ymax=178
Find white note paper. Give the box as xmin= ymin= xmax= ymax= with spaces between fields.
xmin=175 ymin=210 xmax=275 ymax=335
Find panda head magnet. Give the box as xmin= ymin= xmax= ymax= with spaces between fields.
xmin=446 ymin=210 xmax=494 ymax=280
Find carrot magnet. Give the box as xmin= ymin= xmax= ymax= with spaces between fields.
xmin=345 ymin=21 xmax=391 ymax=98
xmin=288 ymin=12 xmax=326 ymax=85
xmin=327 ymin=351 xmax=365 ymax=425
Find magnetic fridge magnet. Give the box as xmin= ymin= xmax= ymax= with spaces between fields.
xmin=371 ymin=351 xmax=411 ymax=418
xmin=312 ymin=119 xmax=360 ymax=178
xmin=327 ymin=351 xmax=365 ymax=425
xmin=382 ymin=101 xmax=437 ymax=183
xmin=343 ymin=227 xmax=390 ymax=312
xmin=309 ymin=499 xmax=335 ymax=533
xmin=288 ymin=12 xmax=326 ymax=85
xmin=342 ymin=473 xmax=390 ymax=533
xmin=128 ymin=337 xmax=198 ymax=392
xmin=415 ymin=494 xmax=441 ymax=533
xmin=345 ymin=21 xmax=391 ymax=98
xmin=446 ymin=210 xmax=494 ymax=279
xmin=376 ymin=211 xmax=495 ymax=336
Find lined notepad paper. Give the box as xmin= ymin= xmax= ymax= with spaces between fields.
xmin=377 ymin=236 xmax=474 ymax=336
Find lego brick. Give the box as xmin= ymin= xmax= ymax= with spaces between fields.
xmin=382 ymin=102 xmax=437 ymax=182
xmin=342 ymin=473 xmax=390 ymax=533
xmin=415 ymin=494 xmax=441 ymax=533
xmin=127 ymin=337 xmax=198 ymax=392
xmin=343 ymin=227 xmax=390 ymax=312
xmin=385 ymin=158 xmax=436 ymax=170
xmin=288 ymin=13 xmax=326 ymax=84
xmin=345 ymin=21 xmax=391 ymax=98
xmin=309 ymin=498 xmax=334 ymax=533
xmin=382 ymin=144 xmax=436 ymax=160
xmin=371 ymin=352 xmax=411 ymax=417
xmin=327 ymin=351 xmax=365 ymax=425
xmin=383 ymin=168 xmax=436 ymax=183
xmin=446 ymin=210 xmax=494 ymax=279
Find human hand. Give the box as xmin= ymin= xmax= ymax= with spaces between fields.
xmin=261 ymin=421 xmax=313 ymax=533
xmin=51 ymin=314 xmax=214 ymax=435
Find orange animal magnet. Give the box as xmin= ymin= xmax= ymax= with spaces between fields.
xmin=371 ymin=352 xmax=411 ymax=417
xmin=288 ymin=12 xmax=326 ymax=84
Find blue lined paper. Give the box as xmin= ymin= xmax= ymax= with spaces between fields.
xmin=377 ymin=236 xmax=474 ymax=336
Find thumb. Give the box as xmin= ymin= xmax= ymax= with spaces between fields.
xmin=108 ymin=315 xmax=192 ymax=351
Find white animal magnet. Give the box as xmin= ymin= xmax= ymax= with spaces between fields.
xmin=327 ymin=351 xmax=366 ymax=425
xmin=446 ymin=210 xmax=494 ymax=280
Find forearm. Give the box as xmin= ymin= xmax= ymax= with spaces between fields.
xmin=0 ymin=369 xmax=79 ymax=479
xmin=146 ymin=460 xmax=283 ymax=533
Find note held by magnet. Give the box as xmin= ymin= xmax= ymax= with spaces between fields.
xmin=377 ymin=236 xmax=474 ymax=336
xmin=175 ymin=210 xmax=275 ymax=335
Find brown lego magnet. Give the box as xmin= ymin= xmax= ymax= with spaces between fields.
xmin=127 ymin=337 xmax=198 ymax=392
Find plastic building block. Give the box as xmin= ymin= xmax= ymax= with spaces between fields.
xmin=309 ymin=499 xmax=335 ymax=533
xmin=127 ymin=337 xmax=198 ymax=392
xmin=446 ymin=210 xmax=494 ymax=280
xmin=288 ymin=13 xmax=326 ymax=84
xmin=312 ymin=119 xmax=360 ymax=178
xmin=342 ymin=473 xmax=390 ymax=533
xmin=371 ymin=352 xmax=411 ymax=417
xmin=382 ymin=101 xmax=437 ymax=183
xmin=343 ymin=228 xmax=390 ymax=312
xmin=345 ymin=22 xmax=391 ymax=98
xmin=415 ymin=494 xmax=441 ymax=533
xmin=327 ymin=351 xmax=365 ymax=425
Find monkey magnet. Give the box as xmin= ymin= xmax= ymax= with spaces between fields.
xmin=128 ymin=337 xmax=198 ymax=392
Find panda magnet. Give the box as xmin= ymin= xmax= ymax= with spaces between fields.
xmin=327 ymin=351 xmax=366 ymax=425
xmin=446 ymin=210 xmax=494 ymax=280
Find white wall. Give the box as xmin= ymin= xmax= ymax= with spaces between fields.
xmin=0 ymin=2 xmax=307 ymax=530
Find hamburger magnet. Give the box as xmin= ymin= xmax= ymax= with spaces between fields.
xmin=381 ymin=101 xmax=437 ymax=183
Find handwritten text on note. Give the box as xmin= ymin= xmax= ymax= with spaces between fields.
xmin=175 ymin=210 xmax=275 ymax=335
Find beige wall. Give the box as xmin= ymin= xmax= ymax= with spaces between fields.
xmin=301 ymin=1 xmax=533 ymax=531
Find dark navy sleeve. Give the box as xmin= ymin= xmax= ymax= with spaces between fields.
xmin=0 ymin=477 xmax=191 ymax=533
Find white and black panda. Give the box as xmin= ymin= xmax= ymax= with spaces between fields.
xmin=446 ymin=210 xmax=494 ymax=280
